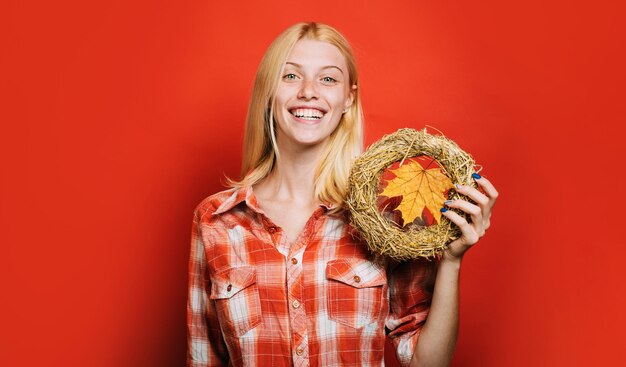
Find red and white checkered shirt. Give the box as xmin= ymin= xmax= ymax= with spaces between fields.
xmin=187 ymin=186 xmax=435 ymax=367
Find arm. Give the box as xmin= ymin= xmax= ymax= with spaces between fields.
xmin=187 ymin=212 xmax=229 ymax=367
xmin=410 ymin=175 xmax=499 ymax=367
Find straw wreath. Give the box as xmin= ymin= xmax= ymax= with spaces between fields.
xmin=345 ymin=128 xmax=478 ymax=261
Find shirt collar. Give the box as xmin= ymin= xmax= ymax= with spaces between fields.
xmin=212 ymin=185 xmax=257 ymax=216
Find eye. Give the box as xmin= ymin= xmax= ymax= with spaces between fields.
xmin=321 ymin=76 xmax=337 ymax=83
xmin=283 ymin=73 xmax=298 ymax=80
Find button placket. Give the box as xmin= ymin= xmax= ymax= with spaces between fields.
xmin=261 ymin=215 xmax=282 ymax=247
xmin=266 ymin=225 xmax=279 ymax=245
xmin=286 ymin=247 xmax=308 ymax=365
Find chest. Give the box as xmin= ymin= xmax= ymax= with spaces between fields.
xmin=259 ymin=202 xmax=320 ymax=244
xmin=205 ymin=217 xmax=391 ymax=338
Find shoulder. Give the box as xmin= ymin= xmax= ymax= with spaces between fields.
xmin=193 ymin=187 xmax=239 ymax=222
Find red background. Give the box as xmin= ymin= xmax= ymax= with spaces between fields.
xmin=2 ymin=1 xmax=625 ymax=366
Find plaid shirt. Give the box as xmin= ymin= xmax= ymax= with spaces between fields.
xmin=187 ymin=186 xmax=435 ymax=367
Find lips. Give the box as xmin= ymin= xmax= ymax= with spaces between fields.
xmin=288 ymin=107 xmax=326 ymax=120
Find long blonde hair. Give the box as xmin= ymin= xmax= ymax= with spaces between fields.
xmin=228 ymin=22 xmax=364 ymax=211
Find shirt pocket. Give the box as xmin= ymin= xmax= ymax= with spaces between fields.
xmin=326 ymin=258 xmax=387 ymax=329
xmin=210 ymin=266 xmax=262 ymax=337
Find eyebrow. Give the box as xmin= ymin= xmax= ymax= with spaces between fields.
xmin=285 ymin=62 xmax=344 ymax=73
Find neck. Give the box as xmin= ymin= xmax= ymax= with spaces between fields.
xmin=255 ymin=140 xmax=326 ymax=207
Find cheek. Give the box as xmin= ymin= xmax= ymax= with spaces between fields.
xmin=273 ymin=92 xmax=288 ymax=109
xmin=272 ymin=107 xmax=289 ymax=128
xmin=273 ymin=93 xmax=292 ymax=121
xmin=330 ymin=89 xmax=351 ymax=108
xmin=326 ymin=109 xmax=344 ymax=130
xmin=274 ymin=84 xmax=295 ymax=105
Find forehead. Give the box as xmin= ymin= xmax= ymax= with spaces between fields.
xmin=285 ymin=39 xmax=348 ymax=72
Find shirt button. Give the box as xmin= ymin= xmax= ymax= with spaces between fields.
xmin=292 ymin=300 xmax=300 ymax=309
xmin=296 ymin=346 xmax=304 ymax=356
xmin=268 ymin=226 xmax=277 ymax=234
xmin=291 ymin=258 xmax=298 ymax=265
xmin=353 ymin=275 xmax=361 ymax=283
xmin=226 ymin=284 xmax=232 ymax=291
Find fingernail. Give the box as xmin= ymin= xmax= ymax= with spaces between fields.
xmin=440 ymin=207 xmax=448 ymax=212
xmin=444 ymin=200 xmax=453 ymax=205
xmin=472 ymin=173 xmax=482 ymax=179
xmin=455 ymin=184 xmax=462 ymax=189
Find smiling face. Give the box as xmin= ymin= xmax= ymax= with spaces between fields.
xmin=273 ymin=39 xmax=355 ymax=150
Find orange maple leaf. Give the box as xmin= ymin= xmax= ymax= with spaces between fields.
xmin=380 ymin=158 xmax=454 ymax=226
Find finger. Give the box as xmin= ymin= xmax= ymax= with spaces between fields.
xmin=454 ymin=183 xmax=489 ymax=207
xmin=440 ymin=208 xmax=479 ymax=245
xmin=444 ymin=199 xmax=482 ymax=227
xmin=470 ymin=173 xmax=499 ymax=203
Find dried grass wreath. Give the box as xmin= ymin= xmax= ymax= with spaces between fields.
xmin=345 ymin=128 xmax=479 ymax=261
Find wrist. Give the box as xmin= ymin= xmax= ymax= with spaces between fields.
xmin=440 ymin=251 xmax=463 ymax=268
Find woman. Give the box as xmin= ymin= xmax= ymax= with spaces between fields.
xmin=187 ymin=22 xmax=498 ymax=367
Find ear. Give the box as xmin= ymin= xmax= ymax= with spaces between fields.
xmin=344 ymin=84 xmax=357 ymax=111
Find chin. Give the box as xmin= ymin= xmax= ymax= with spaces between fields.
xmin=294 ymin=137 xmax=327 ymax=147
xmin=276 ymin=116 xmax=338 ymax=148
xmin=283 ymin=132 xmax=330 ymax=148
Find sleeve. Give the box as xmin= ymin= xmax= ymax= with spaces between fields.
xmin=186 ymin=211 xmax=229 ymax=367
xmin=385 ymin=257 xmax=437 ymax=367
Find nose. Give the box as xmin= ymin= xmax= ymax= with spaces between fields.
xmin=297 ymin=79 xmax=319 ymax=100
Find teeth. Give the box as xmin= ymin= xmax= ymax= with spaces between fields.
xmin=290 ymin=108 xmax=324 ymax=120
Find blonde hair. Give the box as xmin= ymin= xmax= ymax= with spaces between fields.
xmin=228 ymin=22 xmax=364 ymax=211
